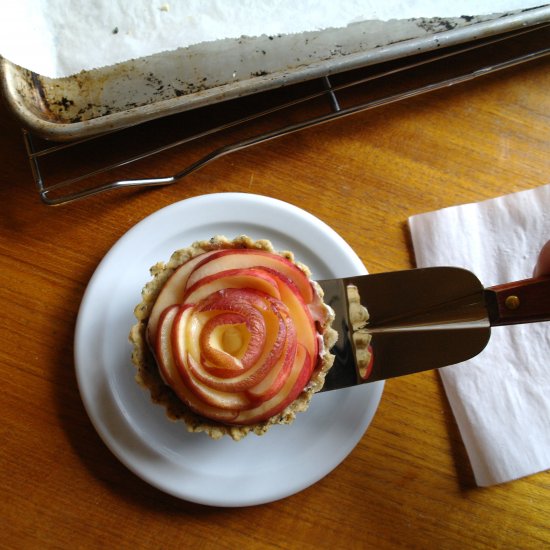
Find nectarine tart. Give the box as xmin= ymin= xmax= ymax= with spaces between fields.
xmin=130 ymin=235 xmax=337 ymax=440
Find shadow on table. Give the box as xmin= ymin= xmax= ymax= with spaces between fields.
xmin=54 ymin=307 xmax=232 ymax=516
xmin=434 ymin=375 xmax=478 ymax=491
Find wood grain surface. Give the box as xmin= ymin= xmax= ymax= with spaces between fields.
xmin=1 ymin=42 xmax=549 ymax=549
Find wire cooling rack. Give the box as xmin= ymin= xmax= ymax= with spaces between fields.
xmin=22 ymin=23 xmax=550 ymax=205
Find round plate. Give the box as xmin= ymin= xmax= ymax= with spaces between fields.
xmin=74 ymin=193 xmax=383 ymax=506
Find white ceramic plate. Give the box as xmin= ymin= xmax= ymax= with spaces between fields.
xmin=74 ymin=193 xmax=383 ymax=507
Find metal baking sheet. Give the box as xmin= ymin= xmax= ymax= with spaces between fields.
xmin=2 ymin=6 xmax=549 ymax=142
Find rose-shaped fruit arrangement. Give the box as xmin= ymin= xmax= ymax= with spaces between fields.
xmin=131 ymin=236 xmax=336 ymax=440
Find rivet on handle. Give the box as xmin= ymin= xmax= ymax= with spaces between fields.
xmin=504 ymin=295 xmax=520 ymax=310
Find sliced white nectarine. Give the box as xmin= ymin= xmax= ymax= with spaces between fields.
xmin=154 ymin=304 xmax=180 ymax=386
xmin=235 ymin=343 xmax=312 ymax=425
xmin=182 ymin=268 xmax=281 ymax=305
xmin=246 ymin=315 xmax=297 ymax=403
xmin=186 ymin=249 xmax=314 ymax=302
xmin=186 ymin=306 xmax=286 ymax=392
xmin=147 ymin=250 xmax=218 ymax=343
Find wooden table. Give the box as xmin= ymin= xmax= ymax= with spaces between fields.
xmin=1 ymin=42 xmax=549 ymax=549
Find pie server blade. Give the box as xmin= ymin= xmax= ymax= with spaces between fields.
xmin=317 ymin=267 xmax=550 ymax=391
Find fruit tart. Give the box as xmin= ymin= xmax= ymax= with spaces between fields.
xmin=129 ymin=235 xmax=337 ymax=440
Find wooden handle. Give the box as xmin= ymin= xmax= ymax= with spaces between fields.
xmin=485 ymin=276 xmax=550 ymax=326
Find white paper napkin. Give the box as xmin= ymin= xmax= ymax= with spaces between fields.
xmin=408 ymin=184 xmax=550 ymax=486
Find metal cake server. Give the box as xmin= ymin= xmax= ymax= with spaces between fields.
xmin=318 ymin=267 xmax=550 ymax=391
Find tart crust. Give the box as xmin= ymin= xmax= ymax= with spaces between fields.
xmin=129 ymin=235 xmax=337 ymax=441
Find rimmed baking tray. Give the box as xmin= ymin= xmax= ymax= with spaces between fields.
xmin=2 ymin=5 xmax=549 ymax=142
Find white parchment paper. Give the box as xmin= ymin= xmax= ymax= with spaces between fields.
xmin=0 ymin=1 xmax=545 ymax=77
xmin=409 ymin=184 xmax=550 ymax=486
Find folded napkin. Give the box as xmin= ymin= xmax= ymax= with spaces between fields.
xmin=408 ymin=183 xmax=550 ymax=486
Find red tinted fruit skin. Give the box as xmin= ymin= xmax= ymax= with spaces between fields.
xmin=153 ymin=304 xmax=180 ymax=386
xmin=147 ymin=250 xmax=219 ymax=343
xmin=198 ymin=312 xmax=258 ymax=374
xmin=261 ymin=267 xmax=319 ymax=359
xmin=182 ymin=267 xmax=280 ymax=305
xmin=176 ymin=353 xmax=250 ymax=411
xmin=186 ymin=248 xmax=314 ymax=303
xmin=236 ymin=345 xmax=313 ymax=425
xmin=245 ymin=316 xmax=297 ymax=404
xmin=360 ymin=345 xmax=374 ymax=381
xmin=191 ymin=312 xmax=288 ymax=391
